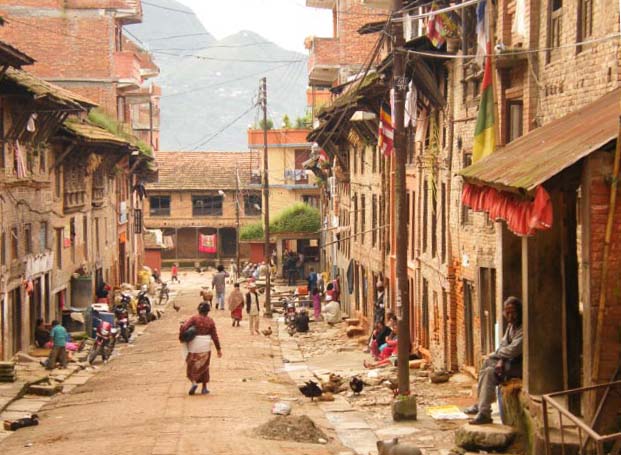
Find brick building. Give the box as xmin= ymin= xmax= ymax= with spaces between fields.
xmin=143 ymin=151 xmax=262 ymax=267
xmin=0 ymin=0 xmax=160 ymax=287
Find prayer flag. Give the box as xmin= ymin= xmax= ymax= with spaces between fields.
xmin=378 ymin=103 xmax=394 ymax=156
xmin=472 ymin=42 xmax=495 ymax=162
xmin=476 ymin=0 xmax=489 ymax=66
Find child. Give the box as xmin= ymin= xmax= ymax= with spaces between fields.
xmin=171 ymin=263 xmax=180 ymax=283
xmin=311 ymin=288 xmax=322 ymax=321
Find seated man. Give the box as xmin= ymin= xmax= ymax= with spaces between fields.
xmin=322 ymin=295 xmax=342 ymax=325
xmin=465 ymin=296 xmax=523 ymax=425
xmin=294 ymin=309 xmax=310 ymax=333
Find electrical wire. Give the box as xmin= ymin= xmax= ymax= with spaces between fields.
xmin=402 ymin=32 xmax=621 ymax=59
xmin=151 ymin=50 xmax=304 ymax=64
xmin=141 ymin=1 xmax=195 ymax=15
xmin=160 ymin=61 xmax=303 ymax=99
xmin=189 ymin=104 xmax=258 ymax=151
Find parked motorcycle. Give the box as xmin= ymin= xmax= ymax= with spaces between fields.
xmin=137 ymin=286 xmax=152 ymax=324
xmin=113 ymin=294 xmax=134 ymax=342
xmin=88 ymin=320 xmax=118 ymax=365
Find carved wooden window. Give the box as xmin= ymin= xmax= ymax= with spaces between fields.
xmin=577 ymin=0 xmax=593 ymax=53
xmin=547 ymin=0 xmax=563 ymax=62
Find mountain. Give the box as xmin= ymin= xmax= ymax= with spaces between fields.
xmin=126 ymin=0 xmax=309 ymax=151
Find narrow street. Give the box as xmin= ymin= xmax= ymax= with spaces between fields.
xmin=0 ymin=275 xmax=344 ymax=455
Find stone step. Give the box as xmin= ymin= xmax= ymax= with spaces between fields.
xmin=455 ymin=423 xmax=517 ymax=452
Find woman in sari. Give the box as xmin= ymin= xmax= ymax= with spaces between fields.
xmin=179 ymin=302 xmax=222 ymax=395
xmin=228 ymin=282 xmax=244 ymax=327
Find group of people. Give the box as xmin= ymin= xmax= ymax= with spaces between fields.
xmin=284 ymin=250 xmax=305 ymax=285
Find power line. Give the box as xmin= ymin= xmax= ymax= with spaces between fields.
xmin=151 ymin=50 xmax=304 ymax=64
xmin=189 ymin=104 xmax=258 ymax=151
xmin=160 ymin=61 xmax=304 ymax=99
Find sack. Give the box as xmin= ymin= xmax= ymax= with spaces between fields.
xmin=180 ymin=325 xmax=198 ymax=343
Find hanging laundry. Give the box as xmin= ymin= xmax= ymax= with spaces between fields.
xmin=26 ymin=113 xmax=37 ymax=133
xmin=14 ymin=140 xmax=27 ymax=178
xmin=405 ymin=81 xmax=417 ymax=128
xmin=476 ymin=0 xmax=490 ymax=66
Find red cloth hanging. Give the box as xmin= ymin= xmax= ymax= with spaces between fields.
xmin=461 ymin=182 xmax=553 ymax=236
xmin=198 ymin=234 xmax=217 ymax=253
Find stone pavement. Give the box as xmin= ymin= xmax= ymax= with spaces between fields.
xmin=0 ymin=273 xmax=347 ymax=455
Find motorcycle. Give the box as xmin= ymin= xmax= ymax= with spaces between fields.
xmin=137 ymin=286 xmax=152 ymax=324
xmin=88 ymin=320 xmax=118 ymax=365
xmin=114 ymin=294 xmax=134 ymax=342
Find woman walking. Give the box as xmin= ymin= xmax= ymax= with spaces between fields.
xmin=311 ymin=288 xmax=321 ymax=321
xmin=228 ymin=282 xmax=244 ymax=327
xmin=179 ymin=302 xmax=222 ymax=395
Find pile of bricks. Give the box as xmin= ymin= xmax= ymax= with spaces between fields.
xmin=0 ymin=362 xmax=16 ymax=382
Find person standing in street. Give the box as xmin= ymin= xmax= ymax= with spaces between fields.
xmin=311 ymin=287 xmax=322 ymax=321
xmin=179 ymin=302 xmax=222 ymax=395
xmin=245 ymin=282 xmax=261 ymax=335
xmin=171 ymin=263 xmax=180 ymax=283
xmin=307 ymin=267 xmax=318 ymax=293
xmin=45 ymin=320 xmax=68 ymax=370
xmin=374 ymin=280 xmax=386 ymax=325
xmin=296 ymin=251 xmax=305 ymax=281
xmin=212 ymin=264 xmax=230 ymax=310
xmin=228 ymin=282 xmax=244 ymax=327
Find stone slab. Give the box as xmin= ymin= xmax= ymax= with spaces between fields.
xmin=336 ymin=428 xmax=378 ymax=455
xmin=62 ymin=374 xmax=91 ymax=386
xmin=455 ymin=423 xmax=516 ymax=451
xmin=376 ymin=424 xmax=420 ymax=439
xmin=318 ymin=397 xmax=353 ymax=413
xmin=5 ymin=398 xmax=48 ymax=413
xmin=326 ymin=412 xmax=372 ymax=430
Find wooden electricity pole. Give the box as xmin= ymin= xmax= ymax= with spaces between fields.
xmin=260 ymin=77 xmax=272 ymax=317
xmin=235 ymin=165 xmax=241 ymax=281
xmin=392 ymin=0 xmax=411 ymax=397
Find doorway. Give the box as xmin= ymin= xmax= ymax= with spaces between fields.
xmin=11 ymin=288 xmax=22 ymax=355
xmin=464 ymin=279 xmax=475 ymax=366
xmin=479 ymin=268 xmax=497 ymax=355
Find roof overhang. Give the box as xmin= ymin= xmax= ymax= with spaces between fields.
xmin=459 ymin=88 xmax=621 ymax=194
xmin=0 ymin=41 xmax=35 ymax=68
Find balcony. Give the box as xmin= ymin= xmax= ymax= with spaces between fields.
xmin=359 ymin=0 xmax=390 ymax=9
xmin=307 ymin=37 xmax=341 ymax=87
xmin=306 ymin=0 xmax=335 ymax=8
xmin=114 ymin=51 xmax=142 ymax=90
xmin=64 ymin=1 xmax=142 ymax=23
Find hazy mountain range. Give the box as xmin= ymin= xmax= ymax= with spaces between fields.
xmin=126 ymin=0 xmax=309 ymax=151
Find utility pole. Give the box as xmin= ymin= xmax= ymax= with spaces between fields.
xmin=235 ymin=165 xmax=241 ymax=282
xmin=392 ymin=0 xmax=411 ymax=398
xmin=260 ymin=77 xmax=272 ymax=317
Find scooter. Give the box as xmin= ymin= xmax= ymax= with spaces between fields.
xmin=137 ymin=286 xmax=152 ymax=324
xmin=88 ymin=321 xmax=118 ymax=365
xmin=114 ymin=294 xmax=134 ymax=342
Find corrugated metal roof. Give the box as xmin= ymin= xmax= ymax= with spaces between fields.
xmin=460 ymin=88 xmax=621 ymax=192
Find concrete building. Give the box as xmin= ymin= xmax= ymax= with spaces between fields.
xmin=143 ymin=151 xmax=261 ymax=267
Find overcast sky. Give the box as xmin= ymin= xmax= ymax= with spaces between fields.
xmin=175 ymin=0 xmax=334 ymax=53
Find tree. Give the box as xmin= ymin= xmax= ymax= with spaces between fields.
xmin=295 ymin=111 xmax=312 ymax=128
xmin=282 ymin=114 xmax=292 ymax=129
xmin=259 ymin=118 xmax=274 ymax=130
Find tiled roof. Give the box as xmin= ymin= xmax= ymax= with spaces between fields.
xmin=4 ymin=68 xmax=96 ymax=109
xmin=0 ymin=40 xmax=35 ymax=68
xmin=63 ymin=119 xmax=132 ymax=147
xmin=147 ymin=151 xmax=260 ymax=191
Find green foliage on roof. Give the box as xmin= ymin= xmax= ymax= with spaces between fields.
xmin=240 ymin=203 xmax=321 ymax=240
xmin=87 ymin=108 xmax=153 ymax=158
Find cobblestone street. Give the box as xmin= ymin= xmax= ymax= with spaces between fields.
xmin=0 ymin=274 xmax=344 ymax=455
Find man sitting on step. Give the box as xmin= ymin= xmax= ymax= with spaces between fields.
xmin=464 ymin=296 xmax=523 ymax=425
